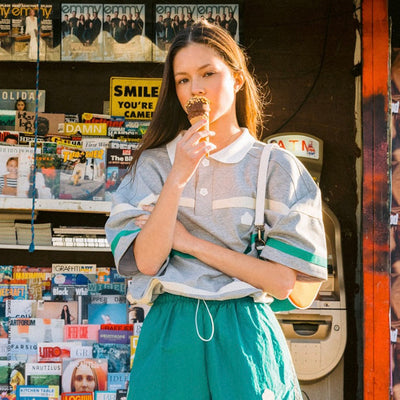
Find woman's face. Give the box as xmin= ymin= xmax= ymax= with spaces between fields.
xmin=173 ymin=43 xmax=240 ymax=128
xmin=73 ymin=364 xmax=96 ymax=392
xmin=16 ymin=101 xmax=25 ymax=111
xmin=7 ymin=160 xmax=18 ymax=173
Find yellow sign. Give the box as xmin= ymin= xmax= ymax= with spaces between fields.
xmin=110 ymin=77 xmax=162 ymax=120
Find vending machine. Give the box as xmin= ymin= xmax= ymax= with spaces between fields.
xmin=265 ymin=133 xmax=347 ymax=400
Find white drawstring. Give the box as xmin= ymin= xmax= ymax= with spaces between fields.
xmin=195 ymin=299 xmax=215 ymax=342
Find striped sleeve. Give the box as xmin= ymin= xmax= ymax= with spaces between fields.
xmin=259 ymin=147 xmax=328 ymax=281
xmin=105 ymin=153 xmax=166 ymax=277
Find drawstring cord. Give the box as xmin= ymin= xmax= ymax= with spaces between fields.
xmin=195 ymin=299 xmax=215 ymax=342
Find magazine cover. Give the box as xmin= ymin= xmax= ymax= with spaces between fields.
xmin=95 ymin=391 xmax=116 ymax=400
xmin=4 ymin=299 xmax=36 ymax=318
xmin=0 ymin=110 xmax=16 ymax=130
xmin=0 ymin=284 xmax=27 ymax=301
xmin=61 ymin=359 xmax=108 ymax=393
xmin=107 ymin=372 xmax=129 ymax=392
xmin=51 ymin=285 xmax=88 ymax=302
xmin=61 ymin=392 xmax=93 ymax=400
xmin=0 ymin=338 xmax=6 ymax=359
xmin=0 ymin=360 xmax=25 ymax=395
xmin=130 ymin=335 xmax=138 ymax=369
xmin=196 ymin=4 xmax=239 ymax=41
xmin=25 ymin=362 xmax=62 ymax=387
xmin=127 ymin=303 xmax=150 ymax=325
xmin=11 ymin=4 xmax=45 ymax=62
xmin=18 ymin=152 xmax=62 ymax=200
xmin=0 ymin=265 xmax=12 ymax=282
xmin=8 ymin=318 xmax=64 ymax=343
xmin=0 ymin=131 xmax=19 ymax=144
xmin=58 ymin=141 xmax=106 ymax=201
xmin=0 ymin=4 xmax=12 ymax=61
xmin=15 ymin=111 xmax=64 ymax=136
xmin=87 ymin=303 xmax=127 ymax=325
xmin=87 ymin=282 xmax=126 ymax=295
xmin=153 ymin=3 xmax=239 ymax=62
xmin=115 ymin=389 xmax=127 ymax=400
xmin=36 ymin=301 xmax=78 ymax=325
xmin=40 ymin=4 xmax=58 ymax=61
xmin=63 ymin=324 xmax=100 ymax=343
xmin=16 ymin=385 xmax=58 ymax=400
xmin=61 ymin=3 xmax=103 ymax=62
xmin=0 ymin=89 xmax=45 ymax=112
xmin=12 ymin=265 xmax=52 ymax=300
xmin=102 ymin=4 xmax=150 ymax=62
xmin=90 ymin=294 xmax=126 ymax=304
xmin=98 ymin=329 xmax=130 ymax=344
xmin=0 ymin=145 xmax=34 ymax=198
xmin=153 ymin=4 xmax=196 ymax=62
xmin=9 ymin=341 xmax=38 ymax=363
xmin=38 ymin=342 xmax=82 ymax=362
xmin=92 ymin=343 xmax=130 ymax=373
xmin=70 ymin=345 xmax=93 ymax=359
xmin=105 ymin=147 xmax=133 ymax=201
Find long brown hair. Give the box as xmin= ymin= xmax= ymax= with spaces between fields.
xmin=129 ymin=20 xmax=264 ymax=172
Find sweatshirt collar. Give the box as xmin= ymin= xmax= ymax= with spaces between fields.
xmin=166 ymin=128 xmax=256 ymax=164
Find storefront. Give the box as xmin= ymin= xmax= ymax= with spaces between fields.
xmin=0 ymin=0 xmax=385 ymax=399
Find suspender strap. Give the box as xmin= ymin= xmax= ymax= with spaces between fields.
xmin=255 ymin=144 xmax=273 ymax=250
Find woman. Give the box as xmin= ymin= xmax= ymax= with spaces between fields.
xmin=106 ymin=21 xmax=327 ymax=399
xmin=25 ymin=9 xmax=38 ymax=60
xmin=60 ymin=304 xmax=75 ymax=324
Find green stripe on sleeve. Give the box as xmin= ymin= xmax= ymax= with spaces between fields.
xmin=111 ymin=228 xmax=141 ymax=254
xmin=266 ymin=237 xmax=327 ymax=268
xmin=170 ymin=250 xmax=196 ymax=259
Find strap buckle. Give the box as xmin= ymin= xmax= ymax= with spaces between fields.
xmin=255 ymin=225 xmax=265 ymax=251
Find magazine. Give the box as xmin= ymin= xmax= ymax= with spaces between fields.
xmin=196 ymin=4 xmax=239 ymax=42
xmin=38 ymin=342 xmax=82 ymax=362
xmin=11 ymin=4 xmax=46 ymax=62
xmin=9 ymin=341 xmax=38 ymax=363
xmin=0 ymin=145 xmax=34 ymax=198
xmin=0 ymin=284 xmax=27 ymax=301
xmin=8 ymin=318 xmax=64 ymax=343
xmin=58 ymin=141 xmax=106 ymax=201
xmin=0 ymin=4 xmax=12 ymax=61
xmin=4 ymin=299 xmax=36 ymax=318
xmin=92 ymin=343 xmax=130 ymax=373
xmin=102 ymin=4 xmax=150 ymax=62
xmin=22 ymin=152 xmax=62 ymax=199
xmin=0 ymin=131 xmax=19 ymax=144
xmin=61 ymin=392 xmax=93 ymax=400
xmin=63 ymin=324 xmax=100 ymax=343
xmin=0 ymin=360 xmax=26 ymax=395
xmin=16 ymin=385 xmax=58 ymax=400
xmin=94 ymin=391 xmax=116 ymax=400
xmin=15 ymin=111 xmax=64 ymax=136
xmin=153 ymin=3 xmax=239 ymax=62
xmin=61 ymin=3 xmax=104 ymax=62
xmin=25 ymin=362 xmax=62 ymax=388
xmin=0 ymin=89 xmax=45 ymax=112
xmin=105 ymin=147 xmax=134 ymax=201
xmin=98 ymin=329 xmax=130 ymax=344
xmin=0 ymin=110 xmax=16 ymax=130
xmin=87 ymin=303 xmax=128 ymax=325
xmin=36 ymin=300 xmax=78 ymax=325
xmin=61 ymin=358 xmax=108 ymax=393
xmin=107 ymin=372 xmax=129 ymax=392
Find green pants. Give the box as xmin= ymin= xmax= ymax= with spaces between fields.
xmin=128 ymin=294 xmax=302 ymax=400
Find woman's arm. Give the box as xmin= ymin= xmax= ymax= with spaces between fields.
xmin=133 ymin=120 xmax=215 ymax=276
xmin=173 ymin=221 xmax=297 ymax=299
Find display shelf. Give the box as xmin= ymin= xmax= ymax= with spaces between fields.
xmin=0 ymin=197 xmax=112 ymax=213
xmin=0 ymin=243 xmax=111 ymax=252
